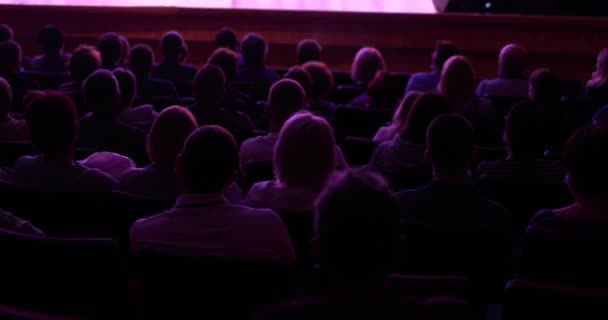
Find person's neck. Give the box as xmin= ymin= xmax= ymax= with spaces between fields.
xmin=433 ymin=171 xmax=469 ymax=184
xmin=42 ymin=150 xmax=75 ymax=167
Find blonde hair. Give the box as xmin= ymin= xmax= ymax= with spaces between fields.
xmin=147 ymin=105 xmax=198 ymax=165
xmin=351 ymin=47 xmax=386 ymax=86
xmin=273 ymin=112 xmax=336 ymax=189
xmin=383 ymin=91 xmax=423 ymax=139
xmin=588 ymin=48 xmax=608 ymax=89
xmin=438 ymin=55 xmax=476 ymax=108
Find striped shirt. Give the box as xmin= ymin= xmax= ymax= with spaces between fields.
xmin=477 ymin=159 xmax=566 ymax=184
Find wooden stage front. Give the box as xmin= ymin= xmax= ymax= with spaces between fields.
xmin=2 ymin=4 xmax=608 ymax=81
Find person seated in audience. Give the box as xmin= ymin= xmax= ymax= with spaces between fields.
xmin=0 ymin=41 xmax=38 ymax=113
xmin=130 ymin=125 xmax=294 ymax=262
xmin=586 ymin=48 xmax=608 ymax=99
xmin=152 ymin=31 xmax=197 ymax=85
xmin=128 ymin=44 xmax=178 ymax=104
xmin=439 ymin=55 xmax=497 ymax=145
xmin=477 ymin=44 xmax=529 ymax=98
xmin=0 ymin=24 xmax=13 ymax=42
xmin=302 ymin=61 xmax=336 ymax=120
xmin=373 ymin=90 xmax=423 ymax=142
xmin=0 ymin=77 xmax=28 ymax=141
xmin=216 ymin=27 xmax=237 ymax=51
xmin=29 ymin=25 xmax=69 ymax=73
xmin=190 ymin=64 xmax=254 ymax=143
xmin=208 ymin=47 xmax=252 ymax=110
xmin=297 ymin=39 xmax=322 ymax=65
xmin=59 ymin=45 xmax=101 ymax=116
xmin=370 ymin=92 xmax=450 ymax=174
xmin=350 ymin=47 xmax=386 ymax=105
xmin=118 ymin=35 xmax=130 ymax=66
xmin=529 ymin=68 xmax=569 ymax=151
xmin=78 ymin=69 xmax=147 ymax=164
xmin=365 ymin=70 xmax=400 ymax=109
xmin=0 ymin=208 xmax=44 ymax=236
xmin=10 ymin=92 xmax=117 ymax=191
xmin=233 ymin=33 xmax=280 ymax=101
xmin=406 ymin=40 xmax=460 ymax=93
xmin=477 ymin=102 xmax=565 ymax=184
xmin=244 ymin=112 xmax=335 ymax=211
xmin=97 ymin=32 xmax=123 ymax=71
xmin=283 ymin=66 xmax=312 ymax=102
xmin=113 ymin=68 xmax=157 ymax=126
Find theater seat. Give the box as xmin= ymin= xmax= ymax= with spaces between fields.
xmin=340 ymin=137 xmax=379 ymax=166
xmin=390 ymin=274 xmax=471 ymax=301
xmin=333 ymin=106 xmax=393 ymax=143
xmin=274 ymin=209 xmax=314 ymax=270
xmin=245 ymin=161 xmax=274 ymax=188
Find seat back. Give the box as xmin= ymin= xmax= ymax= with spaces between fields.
xmin=333 ymin=106 xmax=393 ymax=142
xmin=340 ymin=137 xmax=379 ymax=166
xmin=381 ymin=165 xmax=432 ymax=192
xmin=0 ymin=141 xmax=35 ymax=167
xmin=245 ymin=161 xmax=274 ymax=188
xmin=330 ymin=85 xmax=365 ymax=105
xmin=390 ymin=274 xmax=470 ymax=301
xmin=560 ymin=96 xmax=606 ymax=128
xmin=0 ymin=229 xmax=124 ymax=318
xmin=274 ymin=209 xmax=314 ymax=270
xmin=135 ymin=252 xmax=293 ymax=319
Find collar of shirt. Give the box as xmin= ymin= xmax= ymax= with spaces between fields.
xmin=174 ymin=193 xmax=229 ymax=209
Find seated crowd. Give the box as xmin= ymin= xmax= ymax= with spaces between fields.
xmin=1 ymin=22 xmax=607 ymax=318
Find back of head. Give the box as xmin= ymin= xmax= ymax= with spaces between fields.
xmin=83 ymin=69 xmax=121 ymax=117
xmin=351 ymin=47 xmax=386 ymax=86
xmin=129 ymin=44 xmax=154 ymax=77
xmin=302 ymin=61 xmax=334 ymax=99
xmin=401 ymin=92 xmax=451 ymax=143
xmin=147 ymin=105 xmax=198 ymax=165
xmin=38 ymin=25 xmax=64 ymax=55
xmin=391 ymin=90 xmax=423 ymax=132
xmin=283 ymin=66 xmax=312 ymax=99
xmin=193 ymin=64 xmax=226 ymax=107
xmin=160 ymin=31 xmax=185 ymax=60
xmin=529 ymin=68 xmax=559 ymax=105
xmin=434 ymin=41 xmax=460 ymax=71
xmin=240 ymin=33 xmax=267 ymax=66
xmin=179 ymin=125 xmax=238 ymax=194
xmin=267 ymin=79 xmax=306 ymax=130
xmin=97 ymin=32 xmax=122 ymax=67
xmin=498 ymin=43 xmax=528 ymax=78
xmin=367 ymin=70 xmax=395 ymax=107
xmin=438 ymin=55 xmax=475 ymax=107
xmin=316 ymin=167 xmax=400 ymax=285
xmin=427 ymin=114 xmax=474 ymax=173
xmin=0 ymin=40 xmax=22 ymax=75
xmin=69 ymin=45 xmax=101 ymax=82
xmin=505 ymin=102 xmax=544 ymax=158
xmin=112 ymin=68 xmax=136 ymax=110
xmin=274 ymin=112 xmax=336 ymax=189
xmin=25 ymin=92 xmax=77 ymax=155
xmin=0 ymin=77 xmax=12 ymax=115
xmin=564 ymin=125 xmax=608 ymax=199
xmin=215 ymin=27 xmax=237 ymax=51
xmin=590 ymin=48 xmax=608 ymax=88
xmin=208 ymin=47 xmax=238 ymax=83
xmin=296 ymin=39 xmax=322 ymax=65
xmin=0 ymin=24 xmax=13 ymax=42
xmin=119 ymin=35 xmax=130 ymax=65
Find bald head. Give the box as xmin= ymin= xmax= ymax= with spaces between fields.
xmin=0 ymin=77 xmax=12 ymax=115
xmin=267 ymin=79 xmax=305 ymax=132
xmin=83 ymin=69 xmax=121 ymax=117
xmin=498 ymin=44 xmax=528 ymax=78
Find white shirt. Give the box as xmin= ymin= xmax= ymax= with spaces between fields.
xmin=117 ymin=104 xmax=158 ymax=127
xmin=80 ymin=152 xmax=136 ymax=180
xmin=130 ymin=193 xmax=295 ymax=263
xmin=476 ymin=78 xmax=529 ymax=98
xmin=243 ymin=180 xmax=321 ymax=212
xmin=369 ymin=135 xmax=426 ymax=174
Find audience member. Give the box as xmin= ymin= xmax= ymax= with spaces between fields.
xmin=302 ymin=61 xmax=336 ymax=120
xmin=118 ymin=35 xmax=130 ymax=66
xmin=370 ymin=92 xmax=450 ymax=174
xmin=152 ymin=31 xmax=197 ymax=84
xmin=10 ymin=92 xmax=117 ymax=191
xmin=59 ymin=45 xmax=101 ymax=116
xmin=0 ymin=41 xmax=38 ymax=114
xmin=529 ymin=68 xmax=569 ymax=151
xmin=0 ymin=77 xmax=28 ymax=141
xmin=129 ymin=44 xmax=179 ymax=103
xmin=130 ymin=125 xmax=294 ymax=263
xmin=296 ymin=39 xmax=322 ymax=65
xmin=350 ymin=47 xmax=386 ymax=105
xmin=190 ymin=64 xmax=254 ymax=143
xmin=373 ymin=90 xmax=423 ymax=142
xmin=406 ymin=41 xmax=460 ymax=93
xmin=97 ymin=32 xmax=123 ymax=70
xmin=586 ymin=48 xmax=608 ymax=99
xmin=283 ymin=66 xmax=312 ymax=102
xmin=477 ymin=102 xmax=565 ymax=183
xmin=244 ymin=112 xmax=336 ymax=211
xmin=233 ymin=33 xmax=280 ymax=101
xmin=0 ymin=208 xmax=45 ymax=236
xmin=78 ymin=69 xmax=147 ymax=164
xmin=0 ymin=24 xmax=13 ymax=42
xmin=216 ymin=27 xmax=237 ymax=51
xmin=365 ymin=70 xmax=400 ymax=108
xmin=477 ymin=44 xmax=529 ymax=98
xmin=29 ymin=25 xmax=69 ymax=73
xmin=208 ymin=47 xmax=252 ymax=110
xmin=113 ymin=68 xmax=158 ymax=126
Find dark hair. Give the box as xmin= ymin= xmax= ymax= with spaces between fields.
xmin=113 ymin=68 xmax=136 ymax=110
xmin=160 ymin=31 xmax=185 ymax=60
xmin=434 ymin=41 xmax=460 ymax=70
xmin=215 ymin=27 xmax=237 ymax=51
xmin=69 ymin=45 xmax=101 ymax=82
xmin=302 ymin=61 xmax=334 ymax=98
xmin=97 ymin=32 xmax=123 ymax=68
xmin=296 ymin=39 xmax=322 ymax=65
xmin=283 ymin=66 xmax=312 ymax=99
xmin=240 ymin=33 xmax=267 ymax=66
xmin=505 ymin=102 xmax=544 ymax=157
xmin=401 ymin=92 xmax=451 ymax=143
xmin=38 ymin=25 xmax=64 ymax=55
xmin=83 ymin=69 xmax=120 ymax=117
xmin=208 ymin=47 xmax=238 ymax=83
xmin=530 ymin=68 xmax=559 ymax=106
xmin=0 ymin=24 xmax=13 ymax=42
xmin=180 ymin=125 xmax=239 ymax=193
xmin=0 ymin=40 xmax=21 ymax=75
xmin=129 ymin=44 xmax=154 ymax=76
xmin=267 ymin=79 xmax=305 ymax=130
xmin=564 ymin=125 xmax=608 ymax=198
xmin=427 ymin=114 xmax=474 ymax=172
xmin=316 ymin=167 xmax=400 ymax=284
xmin=193 ymin=64 xmax=226 ymax=107
xmin=25 ymin=92 xmax=78 ymax=155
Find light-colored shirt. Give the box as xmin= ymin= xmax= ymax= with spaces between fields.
xmin=29 ymin=53 xmax=70 ymax=73
xmin=476 ymin=78 xmax=529 ymax=98
xmin=0 ymin=115 xmax=29 ymax=142
xmin=117 ymin=104 xmax=158 ymax=127
xmin=405 ymin=71 xmax=441 ymax=93
xmin=243 ymin=180 xmax=321 ymax=212
xmin=80 ymin=151 xmax=136 ymax=180
xmin=130 ymin=193 xmax=295 ymax=263
xmin=370 ymin=135 xmax=426 ymax=174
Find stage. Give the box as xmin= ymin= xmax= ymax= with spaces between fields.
xmin=0 ymin=0 xmax=437 ymax=13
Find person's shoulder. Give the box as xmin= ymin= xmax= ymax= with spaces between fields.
xmin=120 ymin=167 xmax=145 ymax=183
xmin=77 ymin=164 xmax=119 ymax=191
xmin=528 ymin=209 xmax=557 ymax=227
xmin=131 ymin=209 xmax=172 ymax=233
xmin=395 ymin=185 xmax=428 ymax=204
xmin=13 ymin=154 xmax=41 ymax=168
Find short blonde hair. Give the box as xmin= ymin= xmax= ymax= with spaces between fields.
xmin=273 ymin=112 xmax=336 ymax=189
xmin=147 ymin=105 xmax=198 ymax=165
xmin=438 ymin=55 xmax=476 ymax=108
xmin=351 ymin=47 xmax=386 ymax=86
